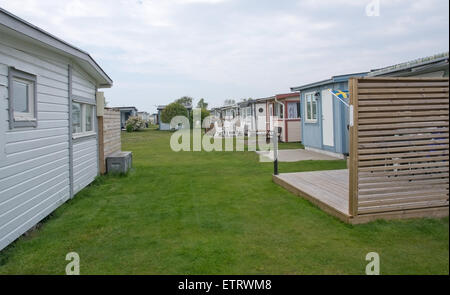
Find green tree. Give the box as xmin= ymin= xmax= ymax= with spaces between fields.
xmin=196 ymin=98 xmax=208 ymax=110
xmin=161 ymin=102 xmax=188 ymax=124
xmin=175 ymin=96 xmax=193 ymax=107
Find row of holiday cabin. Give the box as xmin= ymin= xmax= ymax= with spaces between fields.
xmin=210 ymin=93 xmax=301 ymax=143
xmin=210 ymin=52 xmax=449 ymax=158
xmin=210 ymin=75 xmax=369 ymax=158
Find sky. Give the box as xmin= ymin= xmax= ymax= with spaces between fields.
xmin=0 ymin=0 xmax=448 ymax=113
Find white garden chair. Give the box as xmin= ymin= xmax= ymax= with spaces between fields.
xmin=214 ymin=121 xmax=224 ymax=137
xmin=235 ymin=120 xmax=245 ymax=136
xmin=224 ymin=120 xmax=234 ymax=137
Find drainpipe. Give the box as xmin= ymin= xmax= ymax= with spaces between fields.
xmin=273 ymin=97 xmax=283 ymax=175
xmin=68 ymin=65 xmax=74 ymax=199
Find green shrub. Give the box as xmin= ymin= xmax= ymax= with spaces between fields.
xmin=125 ymin=116 xmax=146 ymax=132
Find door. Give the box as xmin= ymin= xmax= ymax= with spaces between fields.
xmin=256 ymin=103 xmax=266 ymax=132
xmin=124 ymin=112 xmax=131 ymax=128
xmin=321 ymin=90 xmax=334 ymax=147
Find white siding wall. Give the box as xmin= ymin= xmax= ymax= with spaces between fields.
xmin=0 ymin=36 xmax=99 ymax=250
xmin=72 ymin=66 xmax=98 ymax=194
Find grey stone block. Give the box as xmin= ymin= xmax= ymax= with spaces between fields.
xmin=106 ymin=151 xmax=132 ymax=174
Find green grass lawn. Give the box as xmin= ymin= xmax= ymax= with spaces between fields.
xmin=242 ymin=136 xmax=304 ymax=150
xmin=0 ymin=129 xmax=448 ymax=274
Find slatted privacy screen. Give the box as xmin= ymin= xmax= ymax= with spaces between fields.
xmin=349 ymin=77 xmax=449 ymax=216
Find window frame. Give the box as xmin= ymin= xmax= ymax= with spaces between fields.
xmin=84 ymin=104 xmax=94 ymax=132
xmin=72 ymin=98 xmax=96 ymax=139
xmin=8 ymin=67 xmax=38 ymax=129
xmin=273 ymin=103 xmax=282 ymax=118
xmin=72 ymin=101 xmax=82 ymax=134
xmin=304 ymin=92 xmax=318 ymax=123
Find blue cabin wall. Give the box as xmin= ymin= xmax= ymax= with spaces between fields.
xmin=300 ymin=81 xmax=349 ymax=155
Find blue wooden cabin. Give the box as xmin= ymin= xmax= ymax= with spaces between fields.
xmin=290 ymin=72 xmax=367 ymax=158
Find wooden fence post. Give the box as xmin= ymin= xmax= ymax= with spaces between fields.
xmin=98 ymin=116 xmax=105 ymax=174
xmin=348 ymin=78 xmax=359 ymax=217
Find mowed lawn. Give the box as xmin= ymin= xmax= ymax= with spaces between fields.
xmin=0 ymin=129 xmax=448 ymax=274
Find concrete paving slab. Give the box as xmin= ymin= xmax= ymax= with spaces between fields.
xmin=256 ymin=149 xmax=341 ymax=162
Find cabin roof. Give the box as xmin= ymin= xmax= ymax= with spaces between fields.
xmin=290 ymin=72 xmax=368 ymax=92
xmin=367 ymin=52 xmax=449 ymax=77
xmin=275 ymin=92 xmax=299 ymax=100
xmin=113 ymin=106 xmax=138 ymax=112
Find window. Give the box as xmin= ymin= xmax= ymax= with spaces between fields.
xmin=258 ymin=107 xmax=264 ymax=113
xmin=241 ymin=107 xmax=251 ymax=118
xmin=273 ymin=103 xmax=283 ymax=118
xmin=305 ymin=92 xmax=317 ymax=122
xmin=85 ymin=104 xmax=93 ymax=132
xmin=13 ymin=80 xmax=29 ymax=113
xmin=72 ymin=101 xmax=95 ymax=136
xmin=287 ymin=102 xmax=300 ymax=119
xmin=72 ymin=102 xmax=82 ymax=133
xmin=8 ymin=68 xmax=37 ymax=128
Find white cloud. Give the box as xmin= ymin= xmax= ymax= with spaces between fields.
xmin=0 ymin=0 xmax=448 ymax=112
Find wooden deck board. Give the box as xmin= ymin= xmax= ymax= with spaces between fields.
xmin=273 ymin=169 xmax=449 ymax=224
xmin=273 ymin=170 xmax=350 ymax=222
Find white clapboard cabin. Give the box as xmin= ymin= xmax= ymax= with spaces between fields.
xmin=0 ymin=9 xmax=113 ymax=251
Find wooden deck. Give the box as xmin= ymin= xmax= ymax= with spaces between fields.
xmin=273 ymin=169 xmax=449 ymax=224
xmin=273 ymin=170 xmax=351 ymax=223
xmin=274 ymin=78 xmax=450 ymax=224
